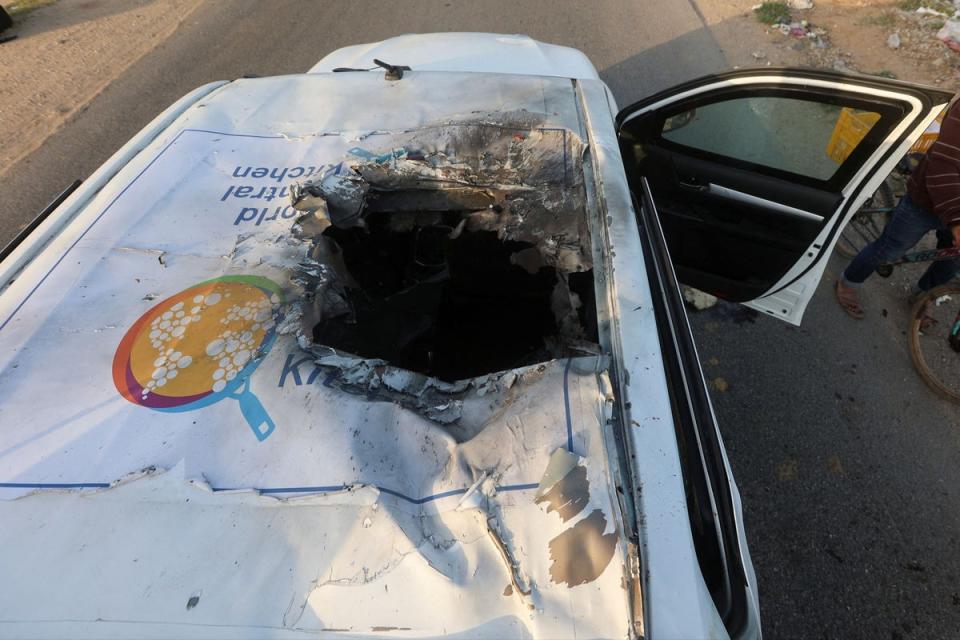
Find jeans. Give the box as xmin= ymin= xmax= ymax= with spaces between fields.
xmin=842 ymin=193 xmax=960 ymax=291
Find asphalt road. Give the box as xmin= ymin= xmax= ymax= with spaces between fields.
xmin=2 ymin=1 xmax=959 ymax=638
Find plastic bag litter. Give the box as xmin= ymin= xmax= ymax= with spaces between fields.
xmin=937 ymin=19 xmax=960 ymax=53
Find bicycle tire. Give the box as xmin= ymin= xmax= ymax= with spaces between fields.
xmin=908 ymin=283 xmax=960 ymax=404
xmin=836 ymin=179 xmax=896 ymax=259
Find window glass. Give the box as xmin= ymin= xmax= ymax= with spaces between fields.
xmin=661 ymin=96 xmax=882 ymax=181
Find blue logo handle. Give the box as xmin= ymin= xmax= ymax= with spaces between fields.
xmin=230 ymin=378 xmax=276 ymax=442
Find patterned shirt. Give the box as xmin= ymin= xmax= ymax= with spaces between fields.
xmin=908 ymin=99 xmax=960 ymax=228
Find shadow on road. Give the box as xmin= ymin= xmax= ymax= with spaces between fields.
xmin=600 ymin=24 xmax=728 ymax=106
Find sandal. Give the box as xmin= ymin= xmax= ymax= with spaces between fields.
xmin=835 ymin=280 xmax=864 ymax=319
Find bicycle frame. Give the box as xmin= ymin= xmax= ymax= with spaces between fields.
xmin=876 ymin=246 xmax=960 ymax=278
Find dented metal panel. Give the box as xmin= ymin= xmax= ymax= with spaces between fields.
xmin=0 ymin=73 xmax=635 ymax=638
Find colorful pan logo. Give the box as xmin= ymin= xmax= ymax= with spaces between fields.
xmin=113 ymin=275 xmax=284 ymax=441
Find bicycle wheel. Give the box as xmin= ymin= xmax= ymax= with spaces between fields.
xmin=908 ymin=283 xmax=960 ymax=404
xmin=835 ymin=180 xmax=895 ymax=259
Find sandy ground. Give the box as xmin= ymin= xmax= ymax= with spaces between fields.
xmin=807 ymin=0 xmax=960 ymax=88
xmin=699 ymin=0 xmax=960 ymax=91
xmin=1 ymin=0 xmax=955 ymax=183
xmin=697 ymin=0 xmax=807 ymax=68
xmin=0 ymin=0 xmax=203 ymax=178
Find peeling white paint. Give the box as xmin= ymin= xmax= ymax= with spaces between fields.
xmin=0 ymin=72 xmax=635 ymax=637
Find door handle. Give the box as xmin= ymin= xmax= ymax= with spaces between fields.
xmin=677 ymin=177 xmax=709 ymax=192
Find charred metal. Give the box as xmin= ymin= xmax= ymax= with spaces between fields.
xmin=289 ymin=121 xmax=599 ymax=385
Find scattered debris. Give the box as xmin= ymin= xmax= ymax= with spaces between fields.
xmin=681 ymin=285 xmax=718 ymax=311
xmin=787 ymin=0 xmax=813 ymax=9
xmin=826 ymin=455 xmax=845 ymax=476
xmin=905 ymin=560 xmax=926 ymax=572
xmin=777 ymin=458 xmax=799 ymax=481
xmin=754 ymin=1 xmax=792 ymax=25
xmin=937 ymin=19 xmax=960 ymax=52
xmin=711 ymin=377 xmax=729 ymax=393
xmin=744 ymin=1 xmax=960 ymax=90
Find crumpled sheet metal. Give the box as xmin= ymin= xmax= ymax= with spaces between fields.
xmin=286 ymin=120 xmax=595 ymax=373
xmin=0 ymin=73 xmax=632 ymax=637
xmin=0 ymin=358 xmax=631 ymax=638
xmin=289 ymin=122 xmax=592 ymax=273
xmin=0 ymin=116 xmax=593 ymax=502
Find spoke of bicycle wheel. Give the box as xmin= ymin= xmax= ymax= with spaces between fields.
xmin=838 ymin=237 xmax=857 ymax=253
xmin=864 ymin=213 xmax=887 ymax=238
xmin=848 ymin=216 xmax=880 ymax=247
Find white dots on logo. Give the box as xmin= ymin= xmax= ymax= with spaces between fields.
xmin=141 ymin=288 xmax=278 ymax=400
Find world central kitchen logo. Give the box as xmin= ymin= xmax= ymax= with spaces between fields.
xmin=112 ymin=275 xmax=284 ymax=441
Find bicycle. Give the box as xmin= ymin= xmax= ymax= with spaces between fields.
xmin=876 ymin=246 xmax=960 ymax=404
xmin=835 ymin=180 xmax=896 ymax=259
xmin=835 ymin=155 xmax=920 ymax=259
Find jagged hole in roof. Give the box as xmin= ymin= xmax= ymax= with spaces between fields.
xmin=291 ymin=121 xmax=600 ymax=381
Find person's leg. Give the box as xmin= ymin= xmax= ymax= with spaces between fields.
xmin=918 ymin=226 xmax=960 ymax=291
xmin=842 ymin=194 xmax=938 ymax=286
xmin=836 ymin=194 xmax=939 ymax=317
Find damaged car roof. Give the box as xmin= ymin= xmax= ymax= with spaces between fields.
xmin=0 ymin=72 xmax=647 ymax=638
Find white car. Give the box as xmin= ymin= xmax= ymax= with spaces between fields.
xmin=0 ymin=33 xmax=948 ymax=640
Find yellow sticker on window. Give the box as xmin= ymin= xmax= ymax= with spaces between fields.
xmin=826 ymin=107 xmax=882 ymax=165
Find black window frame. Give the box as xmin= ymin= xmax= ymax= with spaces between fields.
xmin=633 ymin=176 xmax=752 ymax=636
xmin=626 ymin=85 xmax=909 ymax=193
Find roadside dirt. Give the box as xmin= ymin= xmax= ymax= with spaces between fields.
xmin=0 ymin=0 xmax=203 ymax=178
xmin=699 ymin=0 xmax=960 ymax=92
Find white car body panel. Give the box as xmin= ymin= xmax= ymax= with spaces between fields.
xmin=0 ymin=34 xmax=767 ymax=639
xmin=309 ymin=32 xmax=600 ymax=80
xmin=0 ymin=70 xmax=714 ymax=639
xmin=577 ymin=78 xmax=749 ymax=639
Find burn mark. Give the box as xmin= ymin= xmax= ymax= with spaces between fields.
xmin=289 ymin=120 xmax=599 ymax=387
xmin=547 ymin=509 xmax=618 ymax=587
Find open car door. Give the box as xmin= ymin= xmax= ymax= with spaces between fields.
xmin=616 ymin=69 xmax=952 ymax=324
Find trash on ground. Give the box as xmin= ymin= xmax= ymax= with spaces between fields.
xmin=937 ymin=19 xmax=960 ymax=53
xmin=682 ymin=285 xmax=718 ymax=311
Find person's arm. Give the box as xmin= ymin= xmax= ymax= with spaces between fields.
xmin=923 ymin=105 xmax=960 ymax=245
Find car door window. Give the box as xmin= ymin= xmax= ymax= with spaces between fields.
xmin=661 ymin=97 xmax=882 ymax=181
xmin=617 ymin=75 xmax=950 ymax=315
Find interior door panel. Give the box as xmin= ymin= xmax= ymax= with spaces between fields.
xmin=644 ymin=147 xmax=841 ymax=300
xmin=616 ymin=69 xmax=953 ymax=320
